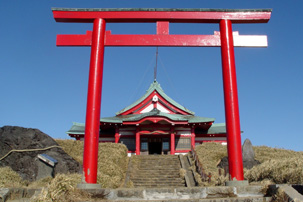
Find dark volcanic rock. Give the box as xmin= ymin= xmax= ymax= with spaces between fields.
xmin=0 ymin=126 xmax=80 ymax=181
xmin=217 ymin=139 xmax=260 ymax=172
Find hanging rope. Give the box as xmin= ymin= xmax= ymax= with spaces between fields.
xmin=158 ymin=55 xmax=185 ymax=107
xmin=126 ymin=51 xmax=156 ymax=105
xmin=0 ymin=145 xmax=62 ymax=161
xmin=154 ymin=47 xmax=158 ymax=81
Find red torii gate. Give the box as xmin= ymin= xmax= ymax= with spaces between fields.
xmin=52 ymin=8 xmax=271 ymax=186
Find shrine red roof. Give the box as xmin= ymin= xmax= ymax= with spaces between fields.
xmin=116 ymin=80 xmax=194 ymax=115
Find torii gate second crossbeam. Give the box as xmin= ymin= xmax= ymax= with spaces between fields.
xmin=52 ymin=8 xmax=272 ymax=187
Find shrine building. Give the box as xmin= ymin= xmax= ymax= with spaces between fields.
xmin=67 ymin=80 xmax=227 ymax=155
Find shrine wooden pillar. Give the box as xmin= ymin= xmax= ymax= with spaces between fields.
xmin=170 ymin=128 xmax=175 ymax=155
xmin=191 ymin=127 xmax=196 ymax=149
xmin=136 ymin=129 xmax=140 ymax=155
xmin=115 ymin=127 xmax=119 ymax=143
xmin=219 ymin=19 xmax=244 ymax=181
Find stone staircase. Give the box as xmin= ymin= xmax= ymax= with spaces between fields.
xmin=128 ymin=155 xmax=185 ymax=188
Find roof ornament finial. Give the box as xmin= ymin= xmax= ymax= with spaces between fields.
xmin=154 ymin=47 xmax=158 ymax=82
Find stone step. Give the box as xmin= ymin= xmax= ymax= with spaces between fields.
xmin=131 ymin=175 xmax=181 ymax=178
xmin=135 ymin=155 xmax=179 ymax=158
xmin=103 ymin=197 xmax=270 ymax=202
xmin=130 ymin=174 xmax=180 ymax=179
xmin=132 ymin=181 xmax=185 ymax=184
xmin=131 ymin=176 xmax=181 ymax=179
xmin=133 ymin=170 xmax=179 ymax=173
xmin=131 ymin=178 xmax=184 ymax=183
xmin=131 ymin=171 xmax=180 ymax=175
xmin=139 ymin=163 xmax=180 ymax=166
xmin=100 ymin=186 xmax=267 ymax=201
xmin=139 ymin=162 xmax=179 ymax=164
xmin=133 ymin=183 xmax=185 ymax=186
xmin=128 ymin=155 xmax=185 ymax=188
xmin=139 ymin=166 xmax=179 ymax=168
xmin=132 ymin=185 xmax=186 ymax=188
xmin=135 ymin=160 xmax=180 ymax=163
xmin=138 ymin=168 xmax=180 ymax=171
xmin=132 ymin=174 xmax=180 ymax=177
xmin=139 ymin=163 xmax=180 ymax=165
xmin=130 ymin=178 xmax=184 ymax=183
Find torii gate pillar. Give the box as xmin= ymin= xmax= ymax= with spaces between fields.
xmin=82 ymin=18 xmax=106 ymax=185
xmin=220 ymin=19 xmax=244 ymax=181
xmin=52 ymin=8 xmax=271 ymax=186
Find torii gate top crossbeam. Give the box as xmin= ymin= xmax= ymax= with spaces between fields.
xmin=52 ymin=8 xmax=272 ymax=23
xmin=52 ymin=8 xmax=272 ymax=48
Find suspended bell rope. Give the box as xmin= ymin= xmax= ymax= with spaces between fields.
xmin=0 ymin=145 xmax=62 ymax=161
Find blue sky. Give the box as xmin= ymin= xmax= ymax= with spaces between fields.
xmin=1 ymin=1 xmax=303 ymax=151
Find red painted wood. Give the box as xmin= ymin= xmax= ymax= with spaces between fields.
xmin=191 ymin=127 xmax=196 ymax=149
xmin=157 ymin=21 xmax=169 ymax=35
xmin=57 ymin=31 xmax=267 ymax=47
xmin=174 ymin=150 xmax=191 ymax=153
xmin=136 ymin=131 xmax=140 ymax=155
xmin=53 ymin=10 xmax=271 ymax=23
xmin=123 ymin=116 xmax=188 ymax=125
xmin=54 ymin=9 xmax=271 ymax=185
xmin=119 ymin=90 xmax=192 ymax=115
xmin=139 ymin=130 xmax=170 ymax=135
xmin=220 ymin=19 xmax=244 ymax=181
xmin=83 ymin=18 xmax=106 ymax=184
xmin=115 ymin=128 xmax=119 ymax=143
xmin=170 ymin=129 xmax=175 ymax=155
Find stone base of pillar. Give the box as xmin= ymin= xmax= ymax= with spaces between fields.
xmin=77 ymin=183 xmax=102 ymax=189
xmin=225 ymin=180 xmax=249 ymax=187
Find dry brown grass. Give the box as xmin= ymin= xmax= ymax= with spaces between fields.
xmin=245 ymin=158 xmax=303 ymax=184
xmin=194 ymin=142 xmax=303 ymax=185
xmin=0 ymin=140 xmax=128 ymax=201
xmin=179 ymin=168 xmax=186 ymax=179
xmin=55 ymin=139 xmax=84 ymax=163
xmin=0 ymin=140 xmax=128 ymax=190
xmin=31 ymin=173 xmax=87 ymax=202
xmin=56 ymin=140 xmax=129 ymax=188
xmin=97 ymin=142 xmax=128 ymax=188
xmin=195 ymin=142 xmax=227 ymax=185
xmin=247 ymin=146 xmax=303 ymax=184
xmin=254 ymin=145 xmax=303 ymax=163
xmin=0 ymin=167 xmax=27 ymax=188
xmin=31 ymin=141 xmax=128 ymax=202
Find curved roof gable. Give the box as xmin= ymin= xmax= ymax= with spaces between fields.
xmin=116 ymin=80 xmax=195 ymax=115
xmin=103 ymin=108 xmax=213 ymax=124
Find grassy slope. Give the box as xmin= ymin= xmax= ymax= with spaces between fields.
xmin=2 ymin=140 xmax=303 ymax=189
xmin=55 ymin=139 xmax=129 ymax=188
xmin=0 ymin=140 xmax=128 ymax=201
xmin=195 ymin=142 xmax=303 ymax=185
